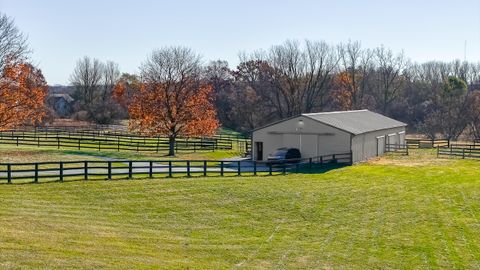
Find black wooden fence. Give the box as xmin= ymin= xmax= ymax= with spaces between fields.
xmin=0 ymin=130 xmax=249 ymax=153
xmin=0 ymin=153 xmax=352 ymax=183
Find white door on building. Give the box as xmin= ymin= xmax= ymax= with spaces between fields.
xmin=377 ymin=136 xmax=385 ymax=156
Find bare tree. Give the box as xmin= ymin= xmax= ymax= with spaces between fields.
xmin=0 ymin=13 xmax=30 ymax=70
xmin=141 ymin=46 xmax=201 ymax=83
xmin=303 ymin=40 xmax=340 ymax=112
xmin=238 ymin=40 xmax=339 ymax=119
xmin=101 ymin=61 xmax=120 ymax=102
xmin=70 ymin=56 xmax=104 ymax=105
xmin=373 ymin=46 xmax=407 ymax=113
xmin=337 ymin=40 xmax=374 ymax=110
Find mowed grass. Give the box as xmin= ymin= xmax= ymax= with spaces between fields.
xmin=0 ymin=150 xmax=480 ymax=268
xmin=0 ymin=144 xmax=243 ymax=163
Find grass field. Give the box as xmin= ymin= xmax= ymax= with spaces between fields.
xmin=0 ymin=144 xmax=243 ymax=163
xmin=0 ymin=149 xmax=480 ymax=269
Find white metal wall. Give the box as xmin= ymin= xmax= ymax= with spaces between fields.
xmin=252 ymin=116 xmax=351 ymax=160
xmin=351 ymin=127 xmax=406 ymax=163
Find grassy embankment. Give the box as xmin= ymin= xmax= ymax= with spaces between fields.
xmin=0 ymin=149 xmax=479 ymax=268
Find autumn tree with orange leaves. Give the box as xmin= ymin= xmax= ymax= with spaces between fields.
xmin=114 ymin=47 xmax=219 ymax=156
xmin=0 ymin=61 xmax=48 ymax=130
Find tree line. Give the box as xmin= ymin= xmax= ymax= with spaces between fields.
xmin=205 ymin=40 xmax=480 ymax=141
xmin=71 ymin=40 xmax=480 ymax=141
xmin=3 ymin=11 xmax=480 ymax=157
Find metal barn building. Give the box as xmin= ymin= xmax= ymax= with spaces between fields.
xmin=251 ymin=110 xmax=407 ymax=163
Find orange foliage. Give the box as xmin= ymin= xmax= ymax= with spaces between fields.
xmin=112 ymin=74 xmax=141 ymax=108
xmin=332 ymin=72 xmax=355 ymax=110
xmin=124 ymin=81 xmax=219 ymax=139
xmin=112 ymin=83 xmax=127 ymax=107
xmin=0 ymin=61 xmax=48 ymax=130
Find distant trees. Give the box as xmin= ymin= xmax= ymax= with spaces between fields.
xmin=69 ymin=57 xmax=122 ymax=124
xmin=53 ymin=38 xmax=480 ymax=140
xmin=116 ymin=47 xmax=219 ymax=156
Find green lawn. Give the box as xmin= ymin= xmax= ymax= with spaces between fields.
xmin=0 ymin=150 xmax=480 ymax=269
xmin=0 ymin=144 xmax=243 ymax=163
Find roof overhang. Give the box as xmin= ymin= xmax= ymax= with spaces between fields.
xmin=267 ymin=131 xmax=335 ymax=136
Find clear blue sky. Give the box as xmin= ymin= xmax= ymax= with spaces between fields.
xmin=1 ymin=0 xmax=480 ymax=85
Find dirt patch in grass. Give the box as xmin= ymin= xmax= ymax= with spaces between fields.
xmin=368 ymin=149 xmax=454 ymax=167
xmin=0 ymin=148 xmax=102 ymax=163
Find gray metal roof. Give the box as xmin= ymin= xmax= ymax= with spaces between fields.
xmin=302 ymin=110 xmax=406 ymax=135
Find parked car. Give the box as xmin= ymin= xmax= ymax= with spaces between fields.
xmin=267 ymin=148 xmax=301 ymax=163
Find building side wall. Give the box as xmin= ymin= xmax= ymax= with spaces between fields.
xmin=351 ymin=126 xmax=406 ymax=163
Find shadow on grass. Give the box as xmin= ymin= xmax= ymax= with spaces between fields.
xmin=285 ymin=163 xmax=349 ymax=174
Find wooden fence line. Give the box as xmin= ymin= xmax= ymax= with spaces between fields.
xmin=0 ymin=129 xmax=252 ymax=153
xmin=0 ymin=153 xmax=352 ymax=183
xmin=385 ymin=143 xmax=409 ymax=155
xmin=14 ymin=126 xmax=251 ymax=141
xmin=0 ymin=134 xmax=220 ymax=152
xmin=405 ymin=138 xmax=450 ymax=149
xmin=437 ymin=145 xmax=480 ymax=159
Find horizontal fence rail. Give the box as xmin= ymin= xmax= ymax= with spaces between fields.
xmin=406 ymin=138 xmax=450 ymax=149
xmin=0 ymin=153 xmax=352 ymax=184
xmin=0 ymin=129 xmax=251 ymax=153
xmin=17 ymin=126 xmax=251 ymax=141
xmin=437 ymin=145 xmax=480 ymax=159
xmin=385 ymin=143 xmax=409 ymax=155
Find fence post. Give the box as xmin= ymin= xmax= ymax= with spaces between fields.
xmin=309 ymin=158 xmax=312 ymax=171
xmin=320 ymin=156 xmax=323 ymax=165
xmin=78 ymin=139 xmax=81 ymax=150
xmin=203 ymin=161 xmax=207 ymax=177
xmin=462 ymin=148 xmax=465 ymax=159
xmin=16 ymin=136 xmax=18 ymax=146
xmin=128 ymin=161 xmax=133 ymax=178
xmin=168 ymin=161 xmax=172 ymax=178
xmin=253 ymin=161 xmax=257 ymax=176
xmin=149 ymin=161 xmax=153 ymax=178
xmin=34 ymin=163 xmax=39 ymax=183
xmin=437 ymin=147 xmax=439 ymax=158
xmin=59 ymin=162 xmax=64 ymax=182
xmin=220 ymin=161 xmax=224 ymax=176
xmin=237 ymin=161 xmax=241 ymax=176
xmin=57 ymin=137 xmax=60 ymax=149
xmin=108 ymin=161 xmax=112 ymax=180
xmin=7 ymin=164 xmax=11 ymax=184
xmin=282 ymin=164 xmax=286 ymax=175
xmin=187 ymin=161 xmax=191 ymax=177
xmin=268 ymin=163 xmax=272 ymax=175
xmin=84 ymin=161 xmax=88 ymax=180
